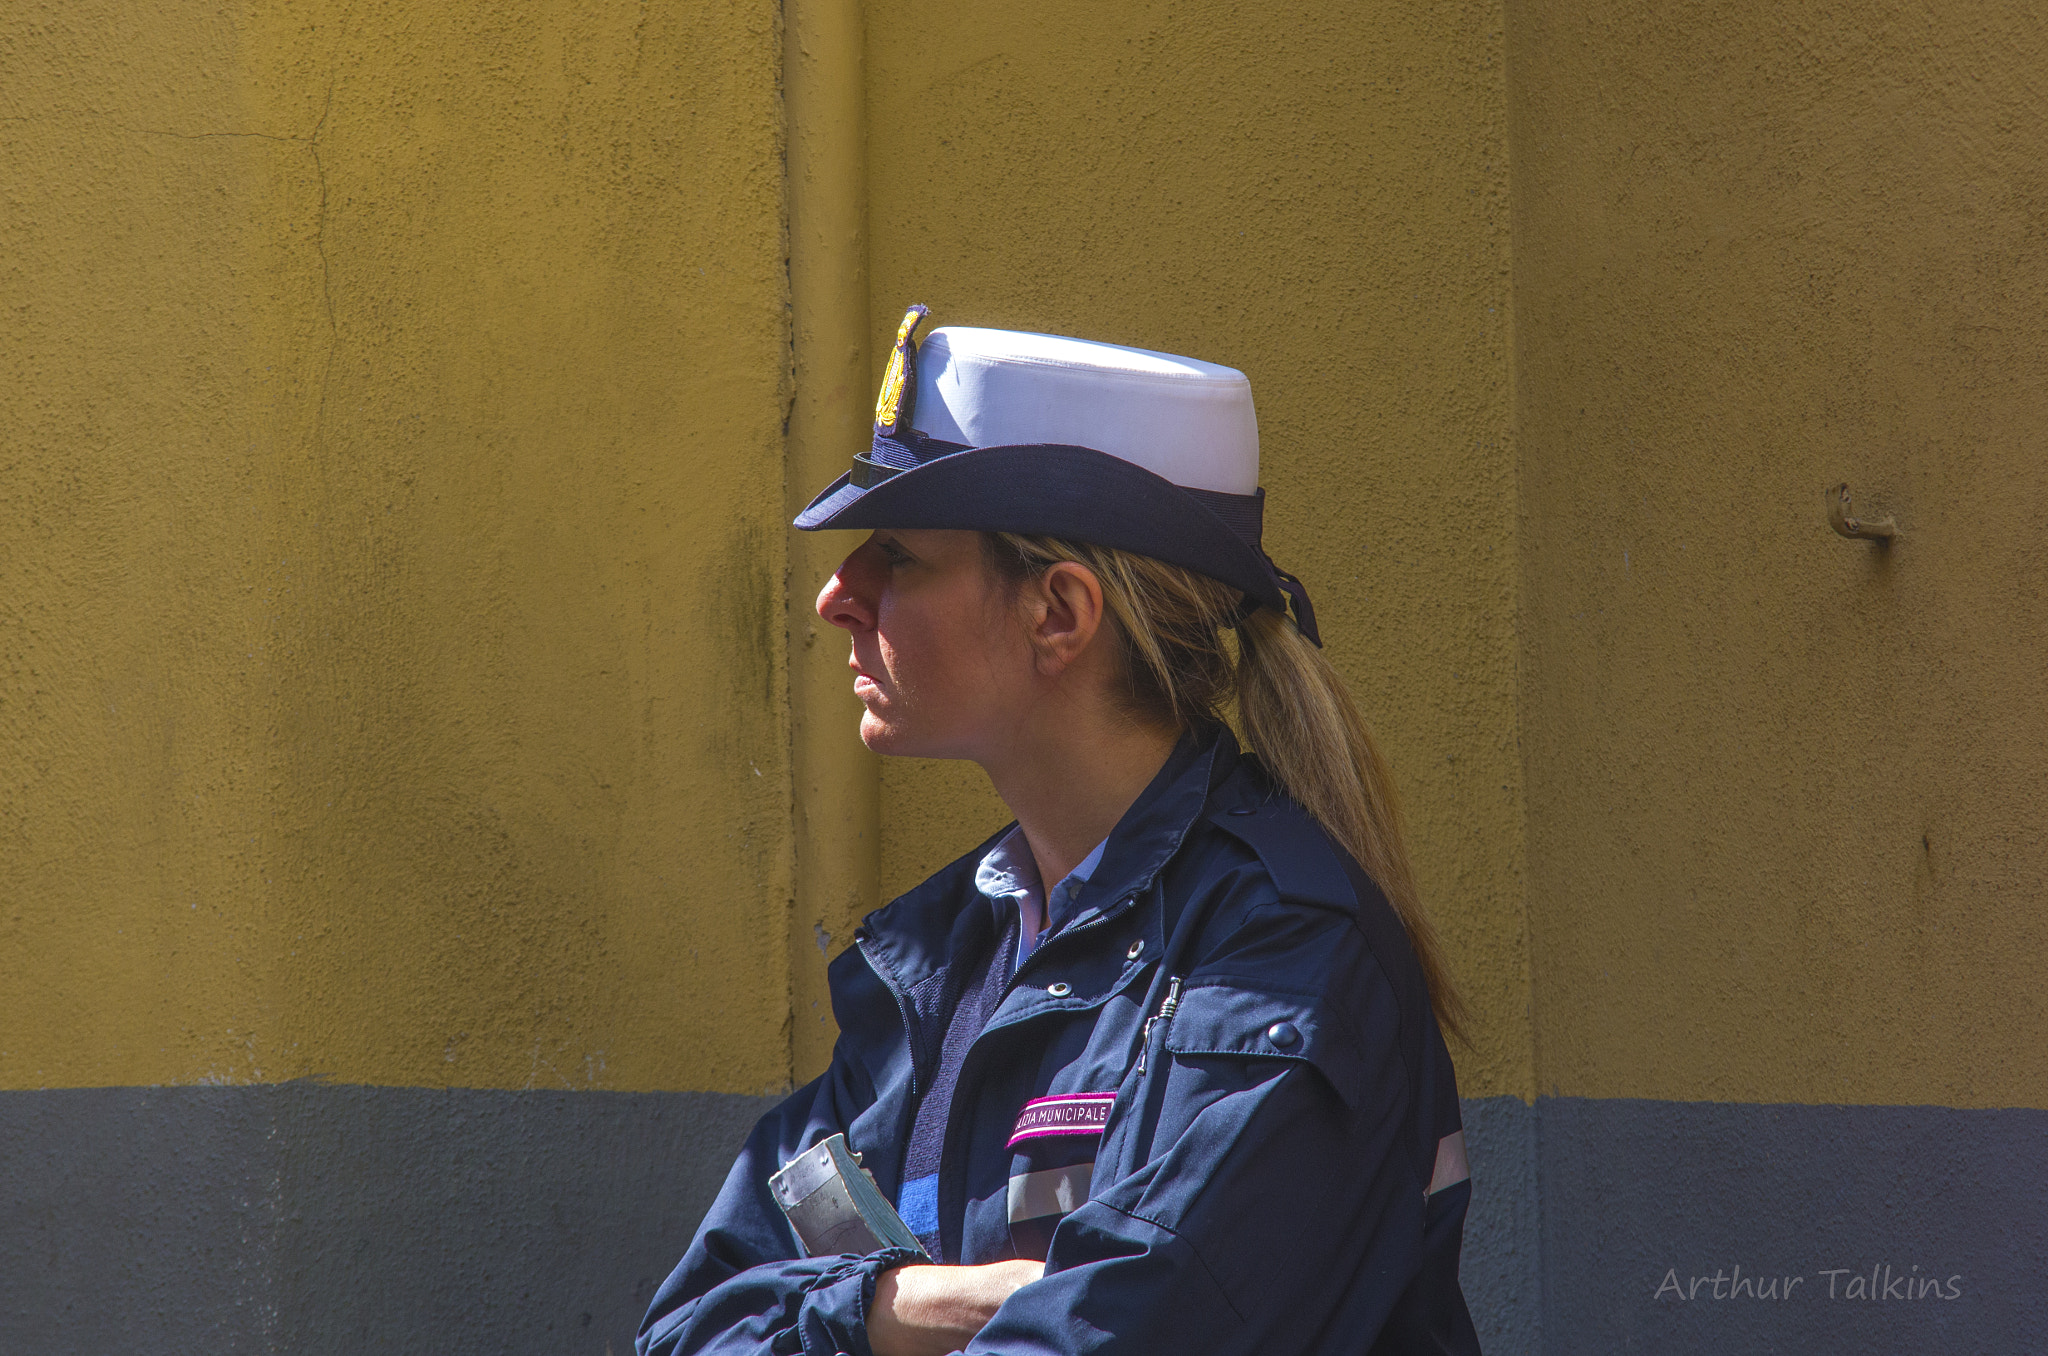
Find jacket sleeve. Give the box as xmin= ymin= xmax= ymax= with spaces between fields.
xmin=636 ymin=1042 xmax=917 ymax=1356
xmin=966 ymin=896 xmax=1469 ymax=1355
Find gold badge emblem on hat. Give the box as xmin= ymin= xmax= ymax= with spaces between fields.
xmin=873 ymin=304 xmax=930 ymax=436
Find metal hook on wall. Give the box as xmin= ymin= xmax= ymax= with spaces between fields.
xmin=1828 ymin=483 xmax=1897 ymax=542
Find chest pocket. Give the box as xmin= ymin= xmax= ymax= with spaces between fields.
xmin=1162 ymin=981 xmax=1369 ymax=1108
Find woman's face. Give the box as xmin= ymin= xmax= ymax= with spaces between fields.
xmin=815 ymin=529 xmax=1039 ymax=759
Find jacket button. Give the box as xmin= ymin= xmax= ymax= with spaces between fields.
xmin=1266 ymin=1021 xmax=1301 ymax=1050
xmin=1047 ymin=982 xmax=1073 ymax=998
xmin=1126 ymin=939 xmax=1144 ymax=959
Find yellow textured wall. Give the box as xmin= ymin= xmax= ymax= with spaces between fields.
xmin=23 ymin=0 xmax=2021 ymax=1123
xmin=1 ymin=1 xmax=794 ymax=1093
xmin=859 ymin=0 xmax=1532 ymax=1098
xmin=1514 ymin=0 xmax=2048 ymax=1107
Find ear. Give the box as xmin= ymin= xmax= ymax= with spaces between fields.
xmin=1025 ymin=561 xmax=1107 ymax=677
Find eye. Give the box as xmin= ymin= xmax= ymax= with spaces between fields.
xmin=876 ymin=537 xmax=914 ymax=567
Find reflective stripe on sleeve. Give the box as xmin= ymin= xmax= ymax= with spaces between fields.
xmin=1428 ymin=1130 xmax=1470 ymax=1196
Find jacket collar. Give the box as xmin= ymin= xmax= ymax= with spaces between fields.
xmin=1063 ymin=723 xmax=1236 ymax=926
xmin=853 ymin=725 xmax=1239 ymax=1000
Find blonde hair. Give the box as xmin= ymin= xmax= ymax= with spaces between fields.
xmin=985 ymin=532 xmax=1468 ymax=1044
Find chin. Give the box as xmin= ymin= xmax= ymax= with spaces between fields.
xmin=858 ymin=711 xmax=912 ymax=755
xmin=857 ymin=712 xmax=959 ymax=760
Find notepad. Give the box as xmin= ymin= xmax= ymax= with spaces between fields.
xmin=768 ymin=1133 xmax=931 ymax=1262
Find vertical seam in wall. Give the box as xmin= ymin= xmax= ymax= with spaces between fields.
xmin=1500 ymin=2 xmax=1548 ymax=1349
xmin=782 ymin=0 xmax=879 ymax=1086
xmin=778 ymin=0 xmax=800 ymax=1089
xmin=1496 ymin=0 xmax=1538 ymax=1117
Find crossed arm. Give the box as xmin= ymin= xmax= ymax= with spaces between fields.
xmin=868 ymin=1260 xmax=1047 ymax=1356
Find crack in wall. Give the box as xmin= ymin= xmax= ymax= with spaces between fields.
xmin=307 ymin=76 xmax=339 ymax=458
xmin=126 ymin=127 xmax=303 ymax=143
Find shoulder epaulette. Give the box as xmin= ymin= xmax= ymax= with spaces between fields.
xmin=1203 ymin=798 xmax=1358 ymax=913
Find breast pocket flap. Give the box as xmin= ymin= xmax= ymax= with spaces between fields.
xmin=1161 ymin=982 xmax=1366 ymax=1108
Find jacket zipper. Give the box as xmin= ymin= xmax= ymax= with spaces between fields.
xmin=1014 ymin=889 xmax=1141 ymax=979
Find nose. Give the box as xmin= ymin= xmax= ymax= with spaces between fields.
xmin=816 ymin=550 xmax=878 ymax=633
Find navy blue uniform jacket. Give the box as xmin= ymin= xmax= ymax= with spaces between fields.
xmin=638 ymin=729 xmax=1480 ymax=1355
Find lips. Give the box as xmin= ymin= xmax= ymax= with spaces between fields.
xmin=849 ymin=646 xmax=884 ymax=700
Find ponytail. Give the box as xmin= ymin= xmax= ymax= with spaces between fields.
xmin=985 ymin=533 xmax=1469 ymax=1044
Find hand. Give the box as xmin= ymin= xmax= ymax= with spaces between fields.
xmin=867 ymin=1259 xmax=1046 ymax=1356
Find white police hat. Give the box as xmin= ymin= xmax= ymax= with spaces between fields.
xmin=794 ymin=305 xmax=1319 ymax=642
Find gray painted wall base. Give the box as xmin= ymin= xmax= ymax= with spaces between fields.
xmin=0 ymin=1084 xmax=774 ymax=1356
xmin=1 ymin=1087 xmax=2037 ymax=1353
xmin=1459 ymin=1096 xmax=1542 ymax=1355
xmin=1534 ymin=1097 xmax=2046 ymax=1355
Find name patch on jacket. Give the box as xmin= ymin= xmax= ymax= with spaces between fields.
xmin=1007 ymin=1092 xmax=1117 ymax=1147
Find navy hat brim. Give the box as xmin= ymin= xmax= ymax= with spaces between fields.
xmin=792 ymin=443 xmax=1288 ymax=614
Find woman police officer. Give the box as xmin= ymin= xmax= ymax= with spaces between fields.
xmin=637 ymin=308 xmax=1482 ymax=1356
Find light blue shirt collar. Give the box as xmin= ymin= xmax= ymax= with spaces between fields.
xmin=974 ymin=826 xmax=1108 ymax=970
